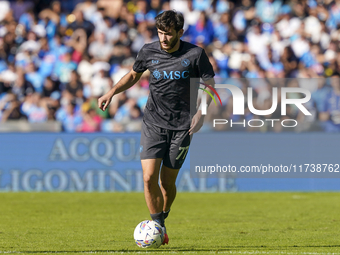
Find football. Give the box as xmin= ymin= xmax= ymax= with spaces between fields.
xmin=133 ymin=220 xmax=164 ymax=248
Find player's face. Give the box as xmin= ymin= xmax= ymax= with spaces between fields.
xmin=157 ymin=28 xmax=183 ymax=52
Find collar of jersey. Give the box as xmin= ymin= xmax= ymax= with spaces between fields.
xmin=158 ymin=40 xmax=184 ymax=55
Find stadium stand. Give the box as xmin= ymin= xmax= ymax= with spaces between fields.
xmin=0 ymin=0 xmax=339 ymax=132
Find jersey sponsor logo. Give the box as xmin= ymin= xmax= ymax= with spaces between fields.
xmin=152 ymin=70 xmax=189 ymax=80
xmin=181 ymin=59 xmax=190 ymax=67
xmin=151 ymin=59 xmax=159 ymax=64
xmin=163 ymin=70 xmax=189 ymax=80
xmin=153 ymin=69 xmax=162 ymax=80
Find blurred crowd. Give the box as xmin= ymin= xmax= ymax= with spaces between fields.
xmin=0 ymin=0 xmax=340 ymax=132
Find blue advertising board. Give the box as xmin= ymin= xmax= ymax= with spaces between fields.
xmin=0 ymin=133 xmax=233 ymax=192
xmin=0 ymin=133 xmax=339 ymax=192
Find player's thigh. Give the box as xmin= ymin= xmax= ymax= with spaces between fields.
xmin=163 ymin=130 xmax=191 ymax=169
xmin=140 ymin=120 xmax=168 ymax=161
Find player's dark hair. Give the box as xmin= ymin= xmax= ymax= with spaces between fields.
xmin=155 ymin=10 xmax=184 ymax=32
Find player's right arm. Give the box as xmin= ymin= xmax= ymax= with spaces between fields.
xmin=98 ymin=69 xmax=143 ymax=111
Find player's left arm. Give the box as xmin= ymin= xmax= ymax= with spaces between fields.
xmin=189 ymin=48 xmax=216 ymax=135
xmin=189 ymin=78 xmax=215 ymax=135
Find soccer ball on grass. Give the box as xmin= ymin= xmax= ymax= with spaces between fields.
xmin=133 ymin=220 xmax=164 ymax=248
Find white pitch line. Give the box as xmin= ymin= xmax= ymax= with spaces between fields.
xmin=1 ymin=251 xmax=340 ymax=255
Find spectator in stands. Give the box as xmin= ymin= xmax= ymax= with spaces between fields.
xmin=134 ymin=0 xmax=149 ymax=24
xmin=77 ymin=53 xmax=92 ymax=85
xmin=65 ymin=70 xmax=83 ymax=101
xmin=19 ymin=7 xmax=35 ymax=32
xmin=75 ymin=0 xmax=97 ymax=22
xmin=255 ymin=0 xmax=282 ymax=24
xmin=39 ymin=1 xmax=68 ymax=38
xmin=132 ymin=23 xmax=158 ymax=53
xmin=56 ymin=99 xmax=82 ymax=132
xmin=80 ymin=103 xmax=102 ymax=132
xmin=41 ymin=76 xmax=60 ymax=112
xmin=3 ymin=0 xmax=340 ymax=132
xmin=21 ymin=92 xmax=48 ymax=123
xmin=213 ymin=12 xmax=230 ymax=45
xmin=49 ymin=32 xmax=70 ymax=58
xmin=67 ymin=9 xmax=94 ymax=38
xmin=193 ymin=0 xmax=211 ymax=11
xmin=231 ymin=0 xmax=255 ymax=41
xmin=101 ymin=16 xmax=120 ymax=44
xmin=25 ymin=62 xmax=44 ymax=93
xmin=38 ymin=38 xmax=58 ymax=78
xmin=185 ymin=11 xmax=214 ymax=46
xmin=281 ymin=46 xmax=299 ymax=78
xmin=0 ymin=1 xmax=10 ymax=23
xmin=312 ymin=79 xmax=330 ymax=118
xmin=53 ymin=51 xmax=77 ymax=84
xmin=90 ymin=64 xmax=111 ymax=99
xmin=319 ymin=75 xmax=340 ymax=132
xmin=0 ymin=63 xmax=17 ymax=94
xmin=0 ymin=92 xmax=26 ymax=122
xmin=3 ymin=32 xmax=18 ymax=64
xmin=11 ymin=68 xmax=35 ymax=101
xmin=66 ymin=28 xmax=87 ymax=63
xmin=88 ymin=32 xmax=112 ymax=62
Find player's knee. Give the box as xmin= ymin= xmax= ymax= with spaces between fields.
xmin=160 ymin=179 xmax=176 ymax=192
xmin=143 ymin=173 xmax=158 ymax=188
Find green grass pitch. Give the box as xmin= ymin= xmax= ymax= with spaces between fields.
xmin=0 ymin=192 xmax=340 ymax=255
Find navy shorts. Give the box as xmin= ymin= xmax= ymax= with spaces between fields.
xmin=140 ymin=120 xmax=191 ymax=169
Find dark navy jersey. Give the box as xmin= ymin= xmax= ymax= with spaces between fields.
xmin=133 ymin=40 xmax=215 ymax=130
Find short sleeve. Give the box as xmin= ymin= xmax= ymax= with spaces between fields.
xmin=133 ymin=46 xmax=147 ymax=73
xmin=197 ymin=49 xmax=215 ymax=81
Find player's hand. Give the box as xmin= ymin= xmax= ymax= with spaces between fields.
xmin=189 ymin=111 xmax=204 ymax=135
xmin=98 ymin=93 xmax=113 ymax=111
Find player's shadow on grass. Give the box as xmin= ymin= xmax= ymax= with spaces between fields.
xmin=12 ymin=245 xmax=340 ymax=253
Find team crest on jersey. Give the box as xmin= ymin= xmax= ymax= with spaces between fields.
xmin=153 ymin=69 xmax=162 ymax=80
xmin=151 ymin=59 xmax=159 ymax=64
xmin=181 ymin=59 xmax=190 ymax=67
